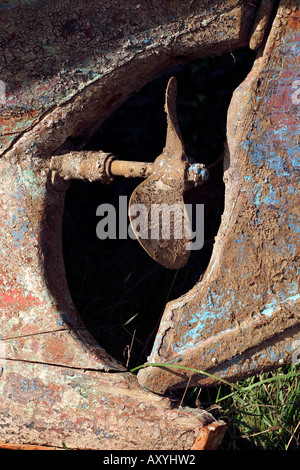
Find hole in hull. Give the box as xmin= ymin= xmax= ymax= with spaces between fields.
xmin=62 ymin=49 xmax=256 ymax=368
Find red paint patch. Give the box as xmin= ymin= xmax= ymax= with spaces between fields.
xmin=0 ymin=289 xmax=42 ymax=308
xmin=264 ymin=70 xmax=299 ymax=135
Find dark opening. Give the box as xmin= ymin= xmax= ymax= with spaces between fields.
xmin=62 ymin=49 xmax=256 ymax=368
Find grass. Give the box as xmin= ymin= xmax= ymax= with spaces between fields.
xmin=131 ymin=362 xmax=300 ymax=450
xmin=187 ymin=364 xmax=300 ymax=450
xmin=214 ymin=365 xmax=300 ymax=450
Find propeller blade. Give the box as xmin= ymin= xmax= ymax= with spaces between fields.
xmin=129 ymin=175 xmax=191 ymax=269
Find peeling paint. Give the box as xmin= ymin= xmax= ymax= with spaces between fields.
xmin=138 ymin=2 xmax=300 ymax=393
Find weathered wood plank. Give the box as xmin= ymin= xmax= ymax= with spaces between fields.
xmin=0 ymin=361 xmax=223 ymax=450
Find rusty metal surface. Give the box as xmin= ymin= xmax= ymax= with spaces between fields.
xmin=0 ymin=361 xmax=218 ymax=450
xmin=0 ymin=0 xmax=263 ymax=449
xmin=1 ymin=0 xmax=297 ymax=450
xmin=249 ymin=0 xmax=277 ymax=50
xmin=0 ymin=155 xmax=125 ymax=372
xmin=110 ymin=159 xmax=153 ymax=179
xmin=51 ymin=150 xmax=114 ymax=183
xmin=51 ymin=77 xmax=208 ymax=270
xmin=191 ymin=421 xmax=227 ymax=451
xmin=129 ymin=77 xmax=207 ymax=269
xmin=138 ymin=1 xmax=300 ymax=393
xmin=0 ymin=0 xmax=259 ymax=159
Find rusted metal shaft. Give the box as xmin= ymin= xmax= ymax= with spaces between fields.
xmin=50 ymin=151 xmax=114 ymax=183
xmin=50 ymin=151 xmax=208 ymax=185
xmin=50 ymin=151 xmax=153 ymax=182
xmin=109 ymin=159 xmax=153 ymax=178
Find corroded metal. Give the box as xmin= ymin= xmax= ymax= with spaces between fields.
xmin=0 ymin=361 xmax=226 ymax=450
xmin=50 ymin=77 xmax=208 ymax=270
xmin=1 ymin=0 xmax=298 ymax=450
xmin=110 ymin=159 xmax=153 ymax=179
xmin=51 ymin=151 xmax=154 ymax=181
xmin=191 ymin=421 xmax=227 ymax=451
xmin=129 ymin=77 xmax=205 ymax=269
xmin=249 ymin=0 xmax=277 ymax=50
xmin=50 ymin=150 xmax=114 ymax=183
xmin=0 ymin=0 xmax=258 ymax=156
xmin=1 ymin=0 xmax=261 ymax=450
